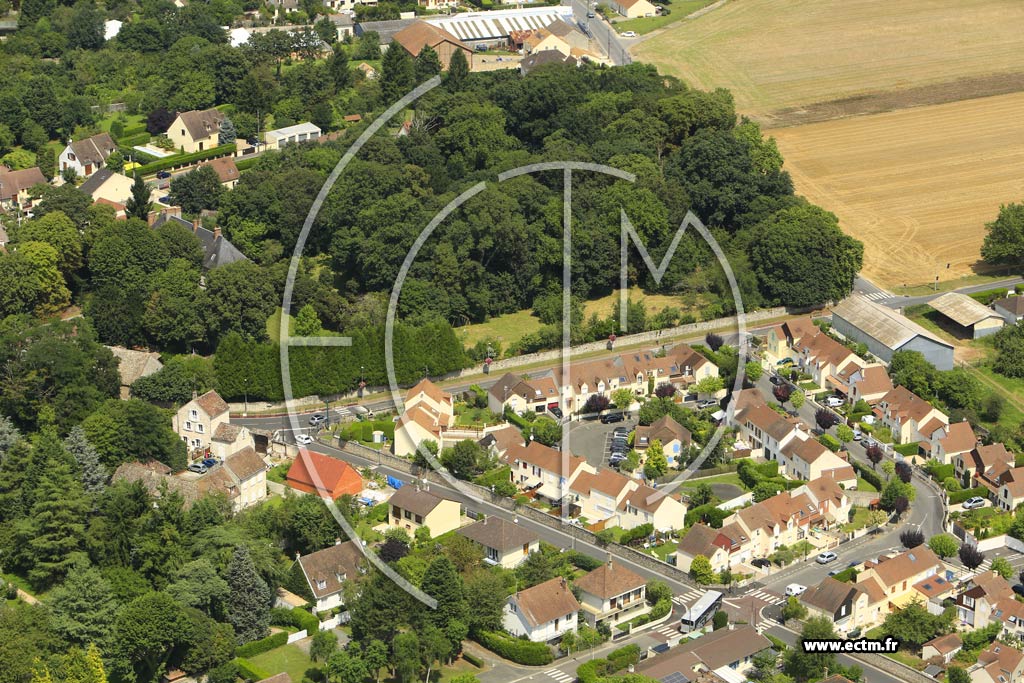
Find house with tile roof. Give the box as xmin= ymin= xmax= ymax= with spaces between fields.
xmin=855 ymin=546 xmax=943 ymax=610
xmin=210 ymin=422 xmax=255 ymax=461
xmin=0 ymin=166 xmax=47 ymax=211
xmin=286 ymin=450 xmax=363 ymax=500
xmin=971 ymin=642 xmax=1024 ymax=683
xmin=876 ymin=385 xmax=949 ymax=449
xmin=218 ymin=447 xmax=269 ymax=510
xmin=106 ymin=346 xmax=163 ymax=399
xmin=393 ymin=378 xmax=454 ymax=457
xmin=730 ymin=388 xmax=802 ymax=461
xmin=634 ymin=414 xmax=691 ymax=465
xmin=637 ymin=625 xmax=773 ymax=678
xmin=956 ymin=571 xmax=1014 ymax=628
xmin=509 ymin=440 xmax=594 ymax=503
xmin=392 ymin=21 xmax=471 ymax=70
xmin=994 ymin=296 xmax=1024 ymax=325
xmin=504 ymin=576 xmax=581 ymax=642
xmin=294 ymin=539 xmax=365 ymax=614
xmin=843 ymin=365 xmax=894 ymax=406
xmin=674 ymin=523 xmax=735 ymax=574
xmin=931 ymin=420 xmax=978 ymax=466
xmin=574 ymin=560 xmax=648 ymax=627
xmin=763 ymin=318 xmax=820 ymax=364
xmin=791 ymin=325 xmax=863 ymax=392
xmin=996 ymin=467 xmax=1024 ymax=512
xmin=174 ymin=390 xmax=230 ymax=453
xmin=59 ymin=133 xmax=117 ymax=177
xmin=955 ymin=442 xmax=1014 ymax=491
xmin=150 ymin=208 xmax=248 ymax=270
xmin=457 ymin=516 xmax=539 ymax=568
xmin=777 ymin=432 xmax=856 ymax=487
xmin=388 ymin=484 xmax=460 ymax=538
xmin=800 ymin=577 xmax=875 ymax=634
xmin=569 ymin=468 xmax=637 ymax=523
xmin=78 ymin=169 xmax=134 ymax=212
xmin=922 ymin=633 xmax=963 ymax=664
xmin=167 ymin=108 xmax=225 ymax=153
xmin=200 ymin=157 xmax=240 ymax=188
xmin=616 ymin=483 xmax=687 ymax=533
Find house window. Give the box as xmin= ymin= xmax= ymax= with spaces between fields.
xmin=415 ymin=514 xmax=423 ymax=524
xmin=393 ymin=506 xmax=402 ymax=518
xmin=197 ymin=424 xmax=204 ymax=434
xmin=190 ymin=409 xmax=198 ymax=419
xmin=181 ymin=129 xmax=185 ymax=136
xmin=185 ymin=421 xmax=193 ymax=431
xmin=316 ymin=578 xmax=327 ymax=590
xmin=486 ymin=547 xmax=499 ymax=562
xmin=404 ymin=510 xmax=411 ymax=520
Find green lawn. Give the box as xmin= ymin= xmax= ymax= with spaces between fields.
xmin=612 ymin=0 xmax=716 ymax=34
xmin=841 ymin=507 xmax=873 ymax=533
xmin=249 ymin=643 xmax=318 ymax=682
xmin=967 ymin=365 xmax=1024 ymax=430
xmin=650 ymin=540 xmax=678 ymax=562
xmin=97 ymin=112 xmax=146 ymax=133
xmin=458 ymin=309 xmax=543 ymax=349
xmin=455 ymin=405 xmax=502 ymax=427
xmin=855 ymin=477 xmax=878 ymax=493
xmin=678 ymin=472 xmax=745 ymax=490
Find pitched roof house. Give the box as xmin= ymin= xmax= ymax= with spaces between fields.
xmin=151 ymin=208 xmax=248 ymax=270
xmin=504 ymin=576 xmax=581 ymax=642
xmin=994 ymin=296 xmax=1024 ymax=324
xmin=922 ymin=633 xmax=963 ymax=664
xmin=200 ymin=157 xmax=240 ymax=188
xmin=295 ymin=539 xmax=365 ymax=613
xmin=392 ymin=21 xmax=471 ymax=70
xmin=457 ymin=516 xmax=539 ymax=568
xmin=286 ymin=450 xmax=363 ymax=500
xmin=59 ymin=133 xmax=117 ymax=177
xmin=972 ymin=643 xmax=1024 ymax=683
xmin=167 ymin=108 xmax=225 ymax=153
xmin=637 ymin=625 xmax=773 ymax=677
xmin=574 ymin=560 xmax=648 ymax=627
xmin=393 ymin=378 xmax=454 ymax=457
xmin=856 ymin=546 xmax=943 ymax=610
xmin=674 ymin=523 xmax=734 ymax=574
xmin=932 ymin=420 xmax=978 ymax=466
xmin=634 ymin=414 xmax=691 ymax=463
xmin=876 ymin=385 xmax=949 ymax=449
xmin=388 ymin=485 xmax=461 ymax=538
xmin=106 ymin=346 xmax=163 ymax=399
xmin=801 ymin=577 xmax=873 ymax=634
xmin=956 ymin=442 xmax=1015 ymax=490
xmin=0 ymin=166 xmax=47 ymax=210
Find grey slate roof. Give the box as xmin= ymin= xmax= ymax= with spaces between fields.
xmin=78 ymin=167 xmax=114 ymax=196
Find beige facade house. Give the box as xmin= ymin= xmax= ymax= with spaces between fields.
xmin=504 ymin=577 xmax=580 ymax=642
xmin=855 ymin=546 xmax=943 ymax=611
xmin=608 ymin=0 xmax=657 ymax=18
xmin=201 ymin=157 xmax=241 ymax=189
xmin=931 ymin=420 xmax=978 ymax=466
xmin=393 ymin=378 xmax=454 ymax=456
xmin=457 ymin=516 xmax=539 ymax=568
xmin=219 ymin=447 xmax=269 ymax=511
xmin=388 ymin=485 xmax=460 ymax=538
xmin=801 ymin=577 xmax=875 ymax=634
xmin=574 ymin=560 xmax=648 ymax=627
xmin=778 ymin=433 xmax=856 ymax=487
xmin=634 ymin=414 xmax=691 ymax=465
xmin=844 ymin=365 xmax=893 ymax=406
xmin=173 ymin=390 xmax=231 ymax=454
xmin=168 ymin=108 xmax=225 ymax=153
xmin=956 ymin=571 xmax=1015 ymax=629
xmin=922 ymin=633 xmax=963 ymax=664
xmin=956 ymin=442 xmax=1015 ymax=491
xmin=523 ymin=29 xmax=571 ymax=57
xmin=674 ymin=523 xmax=733 ymax=574
xmin=295 ymin=540 xmax=365 ymax=614
xmin=971 ymin=643 xmax=1024 ymax=683
xmin=78 ymin=169 xmax=135 ymax=210
xmin=210 ymin=423 xmax=255 ymax=461
xmin=0 ymin=166 xmax=47 ymax=211
xmin=508 ymin=440 xmax=595 ymax=503
xmin=876 ymin=386 xmax=948 ymax=448
xmin=616 ymin=484 xmax=687 ymax=533
xmin=996 ymin=467 xmax=1024 ymax=512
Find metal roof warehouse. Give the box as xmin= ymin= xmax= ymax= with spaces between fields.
xmin=425 ymin=7 xmax=574 ymax=43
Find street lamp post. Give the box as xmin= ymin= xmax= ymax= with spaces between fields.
xmin=243 ymin=378 xmax=249 ymax=417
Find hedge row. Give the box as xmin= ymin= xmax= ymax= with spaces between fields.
xmin=269 ymin=606 xmax=319 ymax=634
xmin=236 ymin=157 xmax=258 ymax=172
xmin=474 ymin=631 xmax=553 ymax=666
xmin=118 ymin=132 xmax=151 ymax=147
xmin=926 ymin=462 xmax=955 ymax=483
xmin=462 ymin=651 xmax=484 ymax=668
xmin=818 ymin=434 xmax=841 ymax=452
xmin=620 ymin=523 xmax=654 ymax=546
xmin=503 ymin=408 xmax=531 ymax=429
xmin=567 ymin=550 xmax=603 ymax=572
xmin=577 ymin=645 xmax=641 ymax=683
xmin=235 ymin=631 xmax=288 ymax=658
xmin=233 ymin=658 xmax=272 ymax=682
xmin=949 ymin=487 xmax=989 ymax=505
xmin=851 ymin=461 xmax=883 ymax=491
xmin=136 ymin=144 xmax=235 ymax=175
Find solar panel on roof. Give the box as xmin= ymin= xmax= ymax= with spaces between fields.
xmin=661 ymin=672 xmax=689 ymax=683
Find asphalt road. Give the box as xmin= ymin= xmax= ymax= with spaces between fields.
xmin=855 ymin=274 xmax=1023 ymax=309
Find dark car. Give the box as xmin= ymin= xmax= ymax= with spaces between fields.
xmin=201 ymin=458 xmax=217 ymax=469
xmin=156 ymin=171 xmax=171 ymax=179
xmin=601 ymin=413 xmax=624 ymax=424
xmin=770 ymin=375 xmax=784 ymax=386
xmin=586 ymin=10 xmax=595 ymax=17
xmin=1014 ymin=584 xmax=1024 ymax=597
xmin=550 ymin=406 xmax=563 ymax=420
xmin=751 ymin=558 xmax=771 ymax=569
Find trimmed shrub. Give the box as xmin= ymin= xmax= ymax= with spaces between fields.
xmin=567 ymin=551 xmax=603 ymax=572
xmin=235 ymin=631 xmax=288 ymax=658
xmin=818 ymin=434 xmax=841 ymax=452
xmin=271 ymin=606 xmax=320 ymax=634
xmin=944 ymin=477 xmax=961 ymax=492
xmin=620 ymin=523 xmax=654 ymax=546
xmin=135 ymin=144 xmax=236 ymax=175
xmin=233 ymin=658 xmax=273 ymax=682
xmin=851 ymin=461 xmax=883 ymax=491
xmin=475 ymin=631 xmax=553 ymax=666
xmin=463 ymin=651 xmax=484 ymax=668
xmin=926 ymin=462 xmax=954 ymax=482
xmin=949 ymin=487 xmax=989 ymax=505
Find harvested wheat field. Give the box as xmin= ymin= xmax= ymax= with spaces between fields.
xmin=771 ymin=92 xmax=1024 ymax=290
xmin=634 ymin=0 xmax=1024 ymax=124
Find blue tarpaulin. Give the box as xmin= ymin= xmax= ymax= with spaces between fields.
xmin=387 ymin=475 xmax=405 ymax=490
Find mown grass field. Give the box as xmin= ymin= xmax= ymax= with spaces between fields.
xmin=611 ymin=0 xmax=715 ymax=35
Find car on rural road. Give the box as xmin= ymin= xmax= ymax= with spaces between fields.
xmin=619 ymin=30 xmax=637 ymax=37
xmin=296 ymin=434 xmax=314 ymax=445
xmin=963 ymin=497 xmax=987 ymax=509
xmin=816 ymin=551 xmax=838 ymax=564
xmin=785 ymin=583 xmax=807 ymax=597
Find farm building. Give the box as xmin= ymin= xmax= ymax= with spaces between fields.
xmin=927 ymin=292 xmax=1003 ymax=339
xmin=392 ymin=21 xmax=472 ymax=70
xmin=427 ymin=6 xmax=576 ymax=49
xmin=831 ymin=295 xmax=954 ymax=371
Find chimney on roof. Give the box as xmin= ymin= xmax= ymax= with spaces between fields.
xmin=295 ymin=551 xmax=301 ymax=560
xmin=560 ymin=577 xmax=567 ymax=588
xmin=192 ymin=219 xmax=201 ymax=233
xmin=213 ymin=226 xmax=222 ymax=239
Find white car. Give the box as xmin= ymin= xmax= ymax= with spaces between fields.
xmin=296 ymin=434 xmax=314 ymax=446
xmin=816 ymin=551 xmax=838 ymax=564
xmin=620 ymin=30 xmax=637 ymax=37
xmin=963 ymin=497 xmax=987 ymax=510
xmin=785 ymin=583 xmax=807 ymax=597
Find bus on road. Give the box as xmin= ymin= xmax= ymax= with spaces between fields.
xmin=679 ymin=589 xmax=723 ymax=633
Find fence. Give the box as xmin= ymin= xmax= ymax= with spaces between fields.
xmin=286 ymin=630 xmax=307 ymax=644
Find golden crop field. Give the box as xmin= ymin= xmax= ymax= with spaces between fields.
xmin=771 ymin=92 xmax=1024 ymax=289
xmin=634 ymin=0 xmax=1024 ymax=124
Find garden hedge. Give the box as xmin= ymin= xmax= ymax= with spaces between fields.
xmin=475 ymin=631 xmax=553 ymax=666
xmin=235 ymin=631 xmax=288 ymax=658
xmin=233 ymin=658 xmax=272 ymax=682
xmin=567 ymin=550 xmax=603 ymax=572
xmin=462 ymin=651 xmax=484 ymax=668
xmin=818 ymin=434 xmax=841 ymax=452
xmin=269 ymin=606 xmax=319 ymax=634
xmin=852 ymin=461 xmax=883 ymax=491
xmin=949 ymin=487 xmax=989 ymax=505
xmin=136 ymin=144 xmax=235 ymax=175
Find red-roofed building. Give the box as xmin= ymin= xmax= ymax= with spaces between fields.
xmin=286 ymin=451 xmax=363 ymax=499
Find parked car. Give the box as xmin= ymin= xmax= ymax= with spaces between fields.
xmin=816 ymin=551 xmax=838 ymax=564
xmin=156 ymin=171 xmax=171 ymax=179
xmin=586 ymin=11 xmax=595 ymax=17
xmin=601 ymin=413 xmax=624 ymax=424
xmin=853 ymin=430 xmax=863 ymax=441
xmin=296 ymin=434 xmax=314 ymax=445
xmin=619 ymin=30 xmax=637 ymax=37
xmin=696 ymin=399 xmax=718 ymax=410
xmin=828 ymin=568 xmax=842 ymax=576
xmin=776 ymin=357 xmax=794 ymax=367
xmin=158 ymin=195 xmax=171 ymax=204
xmin=613 ymin=426 xmax=630 ymax=436
xmin=550 ymin=406 xmax=563 ymax=420
xmin=187 ymin=463 xmax=207 ymax=474
xmin=309 ymin=413 xmax=327 ymax=426
xmin=963 ymin=497 xmax=987 ymax=510
xmin=824 ymin=396 xmax=844 ymax=408
xmin=770 ymin=375 xmax=784 ymax=386
xmin=785 ymin=583 xmax=807 ymax=597
xmin=1013 ymin=584 xmax=1024 ymax=597
xmin=201 ymin=458 xmax=217 ymax=469
xmin=609 ymin=453 xmax=626 ymax=465
xmin=751 ymin=558 xmax=771 ymax=569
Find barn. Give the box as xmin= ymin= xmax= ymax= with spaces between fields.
xmin=927 ymin=292 xmax=1004 ymax=339
xmin=831 ymin=295 xmax=955 ymax=371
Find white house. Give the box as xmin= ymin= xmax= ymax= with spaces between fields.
xmin=574 ymin=560 xmax=649 ymax=627
xmin=59 ymin=133 xmax=117 ymax=178
xmin=264 ymin=122 xmax=323 ymax=150
xmin=504 ymin=576 xmax=580 ymax=642
xmin=295 ymin=540 xmax=365 ymax=614
xmin=457 ymin=516 xmax=539 ymax=568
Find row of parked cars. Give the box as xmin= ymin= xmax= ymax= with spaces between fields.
xmin=608 ymin=425 xmax=631 ymax=467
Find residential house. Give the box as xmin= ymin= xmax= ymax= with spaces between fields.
xmin=607 ymin=0 xmax=657 ymax=18
xmin=996 ymin=467 xmax=1024 ymax=512
xmin=167 ymin=108 xmax=225 ymax=153
xmin=173 ymin=390 xmax=230 ymax=453
xmin=393 ymin=379 xmax=455 ymax=457
xmin=295 ymin=540 xmax=365 ymax=614
xmin=543 ymin=18 xmax=590 ymax=52
xmin=955 ymin=443 xmax=1015 ymax=491
xmin=971 ymin=643 xmax=1024 ymax=683
xmin=457 ymin=516 xmax=539 ymax=568
xmin=478 ymin=424 xmax=525 ymax=460
xmin=508 ymin=440 xmax=595 ymax=503
xmin=78 ymin=169 xmax=135 ymax=216
xmin=956 ymin=571 xmax=1014 ymax=628
xmin=791 ymin=325 xmax=862 ymax=391
xmin=0 ymin=166 xmax=47 ymax=211
xmin=831 ymin=295 xmax=955 ymax=371
xmin=286 ymin=450 xmax=363 ymax=499
xmin=922 ymin=634 xmax=963 ymax=664
xmin=201 ymin=157 xmax=240 ymax=189
xmin=778 ymin=433 xmax=857 ymax=487
xmin=569 ymin=468 xmax=636 ymax=524
xmin=210 ymin=423 xmax=255 ymax=461
xmin=800 ymin=577 xmax=874 ymax=634
xmin=616 ymin=484 xmax=687 ymax=533
xmin=843 ymin=365 xmax=894 ymax=406
xmin=106 ymin=346 xmax=163 ymax=399
xmin=392 ymin=21 xmax=472 ymax=70
xmin=993 ymin=296 xmax=1024 ymax=325
xmin=913 ymin=573 xmax=956 ymax=615
xmin=674 ymin=523 xmax=734 ymax=574
xmin=218 ymin=447 xmax=269 ymax=511
xmin=574 ymin=560 xmax=649 ymax=627
xmin=929 ymin=292 xmax=1004 ymax=339
xmin=634 ymin=414 xmax=691 ymax=465
xmin=504 ymin=577 xmax=580 ymax=642
xmin=264 ymin=122 xmax=323 ymax=151
xmin=487 ymin=372 xmax=561 ymax=416
xmin=876 ymin=386 xmax=949 ymax=448
xmin=730 ymin=388 xmax=802 ymax=461
xmin=855 ymin=546 xmax=943 ymax=610
xmin=519 ymin=51 xmax=577 ymax=75
xmin=59 ymin=133 xmax=117 ymax=177
xmin=151 ymin=208 xmax=248 ymax=270
xmin=931 ymin=421 xmax=978 ymax=466
xmin=522 ymin=27 xmax=572 ymax=57
xmin=763 ymin=318 xmax=820 ymax=364
xmin=637 ymin=625 xmax=773 ymax=678
xmin=388 ymin=485 xmax=461 ymax=537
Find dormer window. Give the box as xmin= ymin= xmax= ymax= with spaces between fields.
xmin=316 ymin=578 xmax=327 ymax=590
